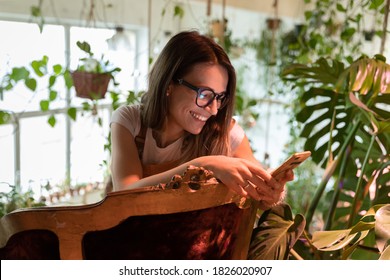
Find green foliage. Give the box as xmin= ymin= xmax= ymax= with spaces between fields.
xmin=258 ymin=1 xmax=389 ymax=260
xmin=173 ymin=5 xmax=185 ymax=19
xmin=0 ymin=56 xmax=75 ymax=126
xmin=278 ymin=53 xmax=390 ymax=260
xmin=283 ymin=55 xmax=390 ymax=230
xmin=75 ymin=41 xmax=121 ymax=75
xmin=310 ymin=204 xmax=390 ymax=259
xmin=248 ymin=203 xmax=305 ymax=259
xmin=0 ymin=184 xmax=45 ymax=218
xmin=30 ymin=0 xmax=44 ymax=33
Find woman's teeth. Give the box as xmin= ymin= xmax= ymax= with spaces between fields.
xmin=191 ymin=112 xmax=208 ymax=122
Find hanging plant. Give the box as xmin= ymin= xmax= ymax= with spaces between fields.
xmin=71 ymin=41 xmax=120 ymax=100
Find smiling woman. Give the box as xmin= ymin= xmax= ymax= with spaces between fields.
xmin=109 ymin=30 xmax=294 ymax=210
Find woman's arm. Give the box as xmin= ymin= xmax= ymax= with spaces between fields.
xmin=110 ymin=123 xmax=237 ymax=192
xmin=110 ymin=123 xmax=143 ymax=190
xmin=110 ymin=123 xmax=198 ymax=191
xmin=111 ymin=123 xmax=292 ymax=207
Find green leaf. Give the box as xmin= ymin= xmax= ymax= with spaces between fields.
xmin=375 ymin=204 xmax=390 ymax=253
xmin=39 ymin=100 xmax=50 ymax=111
xmin=312 ymin=229 xmax=357 ymax=251
xmin=52 ymin=64 xmax=62 ymax=75
xmin=248 ymin=203 xmax=306 ymax=260
xmin=350 ymin=220 xmax=375 ymax=234
xmin=174 ymin=5 xmax=185 ymax=18
xmin=49 ymin=75 xmax=56 ymax=88
xmin=336 ymin=3 xmax=346 ymax=12
xmin=369 ymin=0 xmax=385 ymax=9
xmin=10 ymin=67 xmax=30 ymax=82
xmin=341 ymin=27 xmax=356 ymax=40
xmin=76 ymin=41 xmax=92 ymax=55
xmin=24 ymin=78 xmax=37 ymax=91
xmin=63 ymin=70 xmax=73 ymax=89
xmin=30 ymin=6 xmax=41 ymax=17
xmin=31 ymin=56 xmax=48 ymax=77
xmin=47 ymin=115 xmax=56 ymax=127
xmin=248 ymin=99 xmax=257 ymax=107
xmin=67 ymin=107 xmax=77 ymax=121
xmin=49 ymin=90 xmax=57 ymax=101
xmin=0 ymin=111 xmax=11 ymax=125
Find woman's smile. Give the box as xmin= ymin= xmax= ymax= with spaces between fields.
xmin=190 ymin=111 xmax=208 ymax=122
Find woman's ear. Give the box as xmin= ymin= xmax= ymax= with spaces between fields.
xmin=166 ymin=82 xmax=174 ymax=96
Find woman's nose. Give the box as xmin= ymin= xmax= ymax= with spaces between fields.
xmin=206 ymin=99 xmax=219 ymax=115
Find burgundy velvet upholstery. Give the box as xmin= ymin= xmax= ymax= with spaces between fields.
xmin=83 ymin=203 xmax=246 ymax=259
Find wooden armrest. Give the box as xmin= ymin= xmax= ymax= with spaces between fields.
xmin=0 ymin=166 xmax=258 ymax=260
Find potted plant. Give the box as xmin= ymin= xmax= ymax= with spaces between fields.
xmin=71 ymin=41 xmax=120 ymax=100
xmin=266 ymin=17 xmax=282 ymax=31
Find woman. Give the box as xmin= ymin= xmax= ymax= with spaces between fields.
xmin=110 ymin=30 xmax=293 ymax=209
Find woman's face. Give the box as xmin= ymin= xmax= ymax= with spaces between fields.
xmin=167 ymin=62 xmax=228 ymax=136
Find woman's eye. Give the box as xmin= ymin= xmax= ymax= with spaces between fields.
xmin=199 ymin=90 xmax=213 ymax=100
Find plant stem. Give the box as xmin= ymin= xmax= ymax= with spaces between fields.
xmin=348 ymin=133 xmax=376 ymax=227
xmin=324 ymin=145 xmax=351 ymax=230
xmin=289 ymin=248 xmax=304 ymax=260
xmin=305 ymin=120 xmax=361 ymax=229
xmin=380 ymin=0 xmax=390 ymax=54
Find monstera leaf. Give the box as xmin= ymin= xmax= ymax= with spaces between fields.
xmin=296 ymin=87 xmax=352 ymax=166
xmin=284 ymin=55 xmax=390 ymax=168
xmin=375 ymin=204 xmax=390 ymax=256
xmin=248 ymin=203 xmax=305 ymax=260
xmin=282 ymin=55 xmax=390 ymax=229
xmin=310 ymin=204 xmax=390 ymax=260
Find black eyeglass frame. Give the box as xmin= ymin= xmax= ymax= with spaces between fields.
xmin=177 ymin=79 xmax=228 ymax=109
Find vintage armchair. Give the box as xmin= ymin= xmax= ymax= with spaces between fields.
xmin=0 ymin=166 xmax=259 ymax=260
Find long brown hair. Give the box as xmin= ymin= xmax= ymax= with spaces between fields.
xmin=141 ymin=30 xmax=236 ymax=162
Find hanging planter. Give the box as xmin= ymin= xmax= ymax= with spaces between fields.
xmin=210 ymin=18 xmax=228 ymax=43
xmin=266 ymin=18 xmax=281 ymax=30
xmin=71 ymin=71 xmax=111 ymax=100
xmin=72 ymin=41 xmax=120 ymax=100
xmin=363 ymin=29 xmax=375 ymax=41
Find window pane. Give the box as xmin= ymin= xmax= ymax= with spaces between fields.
xmin=0 ymin=20 xmax=140 ymax=201
xmin=70 ymin=108 xmax=111 ymax=185
xmin=0 ymin=124 xmax=15 ymax=187
xmin=20 ymin=115 xmax=66 ymax=195
xmin=0 ymin=21 xmax=66 ymax=112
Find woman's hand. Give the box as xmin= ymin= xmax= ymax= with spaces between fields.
xmin=196 ymin=156 xmax=294 ymax=207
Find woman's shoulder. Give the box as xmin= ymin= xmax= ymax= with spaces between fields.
xmin=229 ymin=118 xmax=245 ymax=152
xmin=111 ymin=104 xmax=142 ymax=136
xmin=113 ymin=104 xmax=141 ymax=116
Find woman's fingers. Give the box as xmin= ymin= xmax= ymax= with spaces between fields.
xmin=273 ymin=169 xmax=295 ymax=184
xmin=209 ymin=156 xmax=292 ymax=203
xmin=241 ymin=180 xmax=262 ymax=200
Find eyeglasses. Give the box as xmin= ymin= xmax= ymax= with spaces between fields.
xmin=177 ymin=79 xmax=228 ymax=109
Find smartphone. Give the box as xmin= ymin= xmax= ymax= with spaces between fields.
xmin=270 ymin=151 xmax=312 ymax=178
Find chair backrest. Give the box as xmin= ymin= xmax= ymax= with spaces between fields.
xmin=0 ymin=167 xmax=258 ymax=260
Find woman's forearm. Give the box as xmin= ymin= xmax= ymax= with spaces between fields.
xmin=116 ymin=157 xmax=209 ymax=191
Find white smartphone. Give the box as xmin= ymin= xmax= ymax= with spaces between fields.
xmin=270 ymin=151 xmax=312 ymax=178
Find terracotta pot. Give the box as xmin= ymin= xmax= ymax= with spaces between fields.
xmin=71 ymin=71 xmax=111 ymax=99
xmin=266 ymin=18 xmax=281 ymax=30
xmin=211 ymin=21 xmax=224 ymax=39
